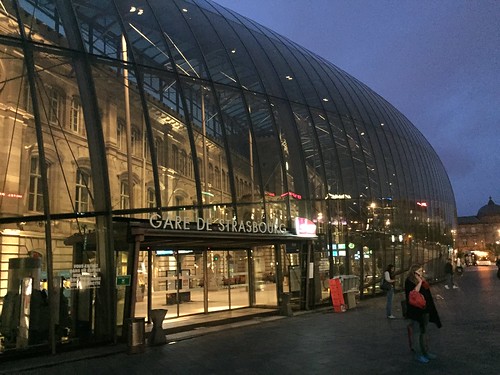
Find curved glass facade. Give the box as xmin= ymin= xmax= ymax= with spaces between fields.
xmin=0 ymin=0 xmax=455 ymax=354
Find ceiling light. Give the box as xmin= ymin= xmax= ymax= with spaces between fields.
xmin=322 ymin=98 xmax=329 ymax=102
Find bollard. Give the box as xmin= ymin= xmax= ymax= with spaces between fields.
xmin=127 ymin=317 xmax=145 ymax=354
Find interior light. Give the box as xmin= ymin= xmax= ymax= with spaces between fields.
xmin=182 ymin=8 xmax=188 ymax=12
xmin=137 ymin=9 xmax=143 ymax=15
xmin=231 ymin=49 xmax=236 ymax=54
xmin=130 ymin=6 xmax=136 ymax=12
xmin=322 ymin=98 xmax=329 ymax=102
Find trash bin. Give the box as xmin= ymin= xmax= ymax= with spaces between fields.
xmin=149 ymin=309 xmax=167 ymax=346
xmin=127 ymin=317 xmax=145 ymax=354
xmin=280 ymin=293 xmax=293 ymax=317
xmin=343 ymin=291 xmax=357 ymax=310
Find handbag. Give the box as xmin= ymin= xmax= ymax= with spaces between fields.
xmin=409 ymin=290 xmax=426 ymax=309
xmin=380 ymin=278 xmax=391 ymax=291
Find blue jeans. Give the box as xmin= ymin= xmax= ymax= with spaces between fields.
xmin=446 ymin=273 xmax=454 ymax=286
xmin=386 ymin=287 xmax=394 ymax=316
xmin=411 ymin=313 xmax=429 ymax=355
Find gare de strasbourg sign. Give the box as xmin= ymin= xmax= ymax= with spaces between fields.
xmin=149 ymin=213 xmax=317 ymax=237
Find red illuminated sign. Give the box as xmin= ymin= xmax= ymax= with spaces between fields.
xmin=0 ymin=192 xmax=23 ymax=199
xmin=294 ymin=217 xmax=317 ymax=237
xmin=280 ymin=191 xmax=302 ymax=200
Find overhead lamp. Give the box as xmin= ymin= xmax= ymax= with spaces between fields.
xmin=182 ymin=8 xmax=188 ymax=12
xmin=322 ymin=98 xmax=329 ymax=102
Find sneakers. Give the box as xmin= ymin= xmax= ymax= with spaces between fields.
xmin=425 ymin=352 xmax=438 ymax=360
xmin=444 ymin=285 xmax=450 ymax=289
xmin=415 ymin=354 xmax=429 ymax=364
xmin=387 ymin=315 xmax=396 ymax=319
xmin=453 ymin=285 xmax=459 ymax=289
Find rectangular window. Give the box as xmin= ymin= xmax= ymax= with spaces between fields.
xmin=117 ymin=121 xmax=125 ymax=150
xmin=28 ymin=157 xmax=43 ymax=212
xmin=120 ymin=181 xmax=130 ymax=209
xmin=75 ymin=169 xmax=90 ymax=212
xmin=147 ymin=188 xmax=155 ymax=208
xmin=21 ymin=79 xmax=32 ymax=113
xmin=49 ymin=89 xmax=61 ymax=125
xmin=70 ymin=97 xmax=83 ymax=134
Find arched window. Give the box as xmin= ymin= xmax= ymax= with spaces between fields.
xmin=28 ymin=156 xmax=44 ymax=212
xmin=120 ymin=181 xmax=130 ymax=209
xmin=75 ymin=169 xmax=91 ymax=212
xmin=147 ymin=187 xmax=155 ymax=208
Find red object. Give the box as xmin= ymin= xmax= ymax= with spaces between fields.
xmin=329 ymin=278 xmax=346 ymax=313
xmin=409 ymin=290 xmax=426 ymax=309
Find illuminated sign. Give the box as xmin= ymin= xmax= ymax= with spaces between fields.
xmin=294 ymin=217 xmax=317 ymax=237
xmin=0 ymin=192 xmax=23 ymax=199
xmin=280 ymin=191 xmax=302 ymax=200
xmin=156 ymin=249 xmax=193 ymax=256
xmin=325 ymin=193 xmax=352 ymax=200
xmin=149 ymin=213 xmax=287 ymax=235
xmin=329 ymin=243 xmax=346 ymax=250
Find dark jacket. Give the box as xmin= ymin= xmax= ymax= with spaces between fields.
xmin=404 ymin=278 xmax=442 ymax=328
xmin=444 ymin=262 xmax=453 ymax=275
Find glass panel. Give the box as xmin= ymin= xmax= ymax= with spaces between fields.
xmin=201 ymin=3 xmax=264 ymax=92
xmin=243 ymin=92 xmax=286 ymax=224
xmin=253 ymin=246 xmax=277 ymax=306
xmin=227 ymin=250 xmax=249 ymax=309
xmin=0 ymin=226 xmax=49 ymax=351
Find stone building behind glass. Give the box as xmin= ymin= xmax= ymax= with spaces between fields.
xmin=0 ymin=0 xmax=455 ymax=356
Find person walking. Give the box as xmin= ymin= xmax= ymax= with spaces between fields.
xmin=456 ymin=257 xmax=463 ymax=276
xmin=405 ymin=264 xmax=442 ymax=364
xmin=384 ymin=264 xmax=396 ymax=319
xmin=444 ymin=258 xmax=458 ymax=289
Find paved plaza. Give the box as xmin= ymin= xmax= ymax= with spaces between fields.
xmin=2 ymin=266 xmax=499 ymax=375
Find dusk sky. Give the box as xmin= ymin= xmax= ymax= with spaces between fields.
xmin=213 ymin=0 xmax=499 ymax=217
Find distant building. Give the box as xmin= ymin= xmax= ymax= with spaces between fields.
xmin=456 ymin=197 xmax=500 ymax=256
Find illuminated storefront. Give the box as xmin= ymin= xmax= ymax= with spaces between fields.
xmin=0 ymin=0 xmax=455 ymax=356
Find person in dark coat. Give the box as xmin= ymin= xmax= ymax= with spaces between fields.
xmin=405 ymin=263 xmax=442 ymax=364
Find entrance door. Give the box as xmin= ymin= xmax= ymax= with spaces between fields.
xmin=253 ymin=246 xmax=277 ymax=306
xmin=207 ymin=249 xmax=249 ymax=312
